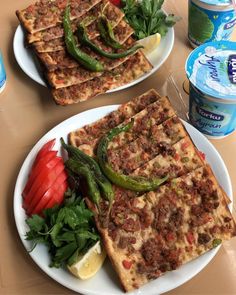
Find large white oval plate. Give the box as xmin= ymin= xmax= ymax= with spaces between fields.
xmin=13 ymin=25 xmax=174 ymax=92
xmin=14 ymin=105 xmax=233 ymax=295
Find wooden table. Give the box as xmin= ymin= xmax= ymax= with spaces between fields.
xmin=1 ymin=0 xmax=236 ymax=294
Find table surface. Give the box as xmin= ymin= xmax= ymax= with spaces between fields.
xmin=1 ymin=1 xmax=236 ymax=294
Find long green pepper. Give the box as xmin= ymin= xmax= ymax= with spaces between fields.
xmin=97 ymin=119 xmax=169 ymax=191
xmin=63 ymin=5 xmax=104 ymax=72
xmin=97 ymin=16 xmax=123 ymax=49
xmin=76 ymin=24 xmax=143 ymax=59
xmin=65 ymin=158 xmax=101 ymax=207
xmin=60 ymin=138 xmax=114 ymax=205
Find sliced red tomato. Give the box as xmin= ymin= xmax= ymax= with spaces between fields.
xmin=22 ymin=138 xmax=68 ymax=216
xmin=23 ymin=159 xmax=65 ymax=211
xmin=109 ymin=0 xmax=121 ymax=7
xmin=29 ymin=176 xmax=68 ymax=216
xmin=49 ymin=179 xmax=68 ymax=205
xmin=22 ymin=151 xmax=58 ymax=198
xmin=43 ymin=180 xmax=67 ymax=212
xmin=44 ymin=195 xmax=63 ymax=211
xmin=42 ymin=181 xmax=68 ymax=212
xmin=51 ymin=176 xmax=68 ymax=203
xmin=33 ymin=138 xmax=56 ymax=166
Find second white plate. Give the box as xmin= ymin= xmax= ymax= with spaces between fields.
xmin=14 ymin=105 xmax=232 ymax=295
xmin=13 ymin=25 xmax=174 ymax=91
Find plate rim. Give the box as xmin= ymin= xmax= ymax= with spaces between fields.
xmin=13 ymin=104 xmax=233 ymax=295
xmin=13 ymin=24 xmax=175 ymax=92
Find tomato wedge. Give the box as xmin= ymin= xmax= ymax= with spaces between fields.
xmin=22 ymin=151 xmax=58 ymax=198
xmin=47 ymin=179 xmax=68 ymax=205
xmin=22 ymin=139 xmax=68 ymax=216
xmin=33 ymin=138 xmax=56 ymax=166
xmin=23 ymin=159 xmax=65 ymax=211
xmin=43 ymin=181 xmax=68 ymax=211
xmin=29 ymin=174 xmax=68 ymax=216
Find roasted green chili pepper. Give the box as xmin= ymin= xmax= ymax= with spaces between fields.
xmin=65 ymin=158 xmax=101 ymax=207
xmin=97 ymin=119 xmax=169 ymax=191
xmin=97 ymin=16 xmax=123 ymax=49
xmin=60 ymin=138 xmax=114 ymax=205
xmin=63 ymin=5 xmax=104 ymax=72
xmin=77 ymin=24 xmax=143 ymax=59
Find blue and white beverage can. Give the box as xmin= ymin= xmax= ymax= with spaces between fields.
xmin=0 ymin=51 xmax=6 ymax=93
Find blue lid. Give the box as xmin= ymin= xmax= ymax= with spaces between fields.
xmin=198 ymin=0 xmax=232 ymax=6
xmin=186 ymin=41 xmax=236 ymax=101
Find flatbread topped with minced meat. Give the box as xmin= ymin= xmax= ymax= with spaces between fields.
xmin=16 ymin=0 xmax=152 ymax=105
xmin=26 ymin=0 xmax=123 ymax=43
xmin=69 ymin=89 xmax=162 ymax=148
xmin=16 ymin=0 xmax=102 ymax=33
xmin=31 ymin=5 xmax=129 ymax=53
xmin=45 ymin=37 xmax=136 ymax=88
xmin=68 ymin=89 xmax=236 ymax=292
xmin=52 ymin=52 xmax=152 ymax=105
xmin=87 ymin=166 xmax=236 ymax=292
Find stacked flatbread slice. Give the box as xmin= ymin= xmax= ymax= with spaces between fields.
xmin=68 ymin=89 xmax=236 ymax=292
xmin=16 ymin=0 xmax=152 ymax=105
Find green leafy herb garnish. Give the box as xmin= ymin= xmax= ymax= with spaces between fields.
xmin=122 ymin=0 xmax=180 ymax=40
xmin=25 ymin=190 xmax=100 ymax=268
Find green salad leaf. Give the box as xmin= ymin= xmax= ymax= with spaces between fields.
xmin=25 ymin=190 xmax=100 ymax=268
xmin=122 ymin=0 xmax=180 ymax=39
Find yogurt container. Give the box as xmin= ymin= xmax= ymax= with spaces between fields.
xmin=188 ymin=0 xmax=236 ymax=47
xmin=0 ymin=50 xmax=6 ymax=93
xmin=185 ymin=41 xmax=236 ymax=139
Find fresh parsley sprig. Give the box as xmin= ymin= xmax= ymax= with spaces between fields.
xmin=25 ymin=189 xmax=100 ymax=268
xmin=122 ymin=0 xmax=180 ymax=40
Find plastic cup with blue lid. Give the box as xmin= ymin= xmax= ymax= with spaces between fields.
xmin=185 ymin=40 xmax=236 ymax=139
xmin=188 ymin=0 xmax=236 ymax=47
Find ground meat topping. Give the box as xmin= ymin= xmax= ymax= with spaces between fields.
xmin=198 ymin=233 xmax=211 ymax=244
xmin=121 ymin=217 xmax=140 ymax=232
xmin=152 ymin=194 xmax=180 ymax=230
xmin=224 ymin=216 xmax=232 ymax=223
xmin=137 ymin=236 xmax=181 ymax=277
xmin=118 ymin=236 xmax=137 ymax=249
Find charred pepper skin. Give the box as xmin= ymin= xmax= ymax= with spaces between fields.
xmin=60 ymin=138 xmax=114 ymax=205
xmin=97 ymin=119 xmax=169 ymax=191
xmin=63 ymin=5 xmax=104 ymax=72
xmin=97 ymin=16 xmax=123 ymax=49
xmin=65 ymin=158 xmax=101 ymax=207
xmin=76 ymin=24 xmax=143 ymax=59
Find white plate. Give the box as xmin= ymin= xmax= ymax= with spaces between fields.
xmin=14 ymin=105 xmax=233 ymax=295
xmin=13 ymin=25 xmax=174 ymax=91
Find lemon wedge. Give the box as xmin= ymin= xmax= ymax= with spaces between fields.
xmin=137 ymin=33 xmax=161 ymax=55
xmin=67 ymin=241 xmax=106 ymax=280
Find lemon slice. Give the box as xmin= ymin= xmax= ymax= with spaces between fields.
xmin=67 ymin=241 xmax=106 ymax=280
xmin=137 ymin=33 xmax=161 ymax=55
